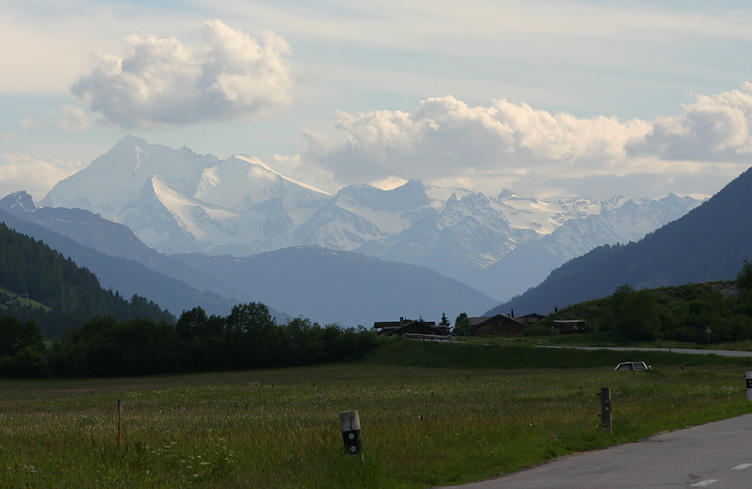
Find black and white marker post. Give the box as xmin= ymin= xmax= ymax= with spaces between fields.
xmin=339 ymin=410 xmax=363 ymax=461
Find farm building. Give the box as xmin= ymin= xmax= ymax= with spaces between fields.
xmin=468 ymin=314 xmax=525 ymax=336
xmin=373 ymin=317 xmax=449 ymax=336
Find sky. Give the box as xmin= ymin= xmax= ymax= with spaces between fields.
xmin=2 ymin=0 xmax=752 ymax=201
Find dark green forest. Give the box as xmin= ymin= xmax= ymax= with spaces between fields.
xmin=0 ymin=303 xmax=380 ymax=377
xmin=0 ymin=222 xmax=173 ymax=337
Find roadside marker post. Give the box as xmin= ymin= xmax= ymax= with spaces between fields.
xmin=746 ymin=372 xmax=752 ymax=402
xmin=339 ymin=410 xmax=363 ymax=460
xmin=600 ymin=387 xmax=612 ymax=432
xmin=117 ymin=399 xmax=123 ymax=448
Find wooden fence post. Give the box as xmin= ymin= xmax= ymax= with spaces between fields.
xmin=339 ymin=410 xmax=363 ymax=459
xmin=600 ymin=387 xmax=612 ymax=432
xmin=117 ymin=399 xmax=123 ymax=448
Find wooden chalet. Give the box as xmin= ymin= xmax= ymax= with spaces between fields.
xmin=468 ymin=314 xmax=525 ymax=336
xmin=517 ymin=312 xmax=545 ymax=325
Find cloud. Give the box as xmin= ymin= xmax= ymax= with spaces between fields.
xmin=56 ymin=105 xmax=95 ymax=132
xmin=0 ymin=154 xmax=86 ymax=201
xmin=300 ymin=95 xmax=651 ymax=190
xmin=629 ymin=82 xmax=752 ymax=162
xmin=18 ymin=106 xmax=98 ymax=133
xmin=71 ymin=20 xmax=293 ymax=128
xmin=288 ymin=84 xmax=752 ymax=197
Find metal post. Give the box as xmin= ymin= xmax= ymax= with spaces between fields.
xmin=600 ymin=387 xmax=612 ymax=432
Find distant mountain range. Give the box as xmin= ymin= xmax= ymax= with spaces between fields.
xmin=474 ymin=193 xmax=700 ymax=300
xmin=42 ymin=136 xmax=700 ymax=300
xmin=1 ymin=192 xmax=494 ymax=326
xmin=486 ymin=166 xmax=752 ymax=316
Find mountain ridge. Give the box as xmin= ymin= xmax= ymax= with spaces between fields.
xmin=171 ymin=246 xmax=497 ymax=327
xmin=485 ymin=166 xmax=752 ymax=316
xmin=40 ymin=136 xmax=701 ymax=298
xmin=0 ymin=208 xmax=243 ymax=318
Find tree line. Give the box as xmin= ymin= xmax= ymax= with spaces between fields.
xmin=0 ymin=302 xmax=380 ymax=378
xmin=548 ymin=261 xmax=752 ymax=342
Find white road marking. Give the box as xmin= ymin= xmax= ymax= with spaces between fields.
xmin=733 ymin=463 xmax=752 ymax=471
xmin=690 ymin=480 xmax=718 ymax=487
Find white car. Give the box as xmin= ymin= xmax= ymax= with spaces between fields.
xmin=614 ymin=361 xmax=651 ymax=371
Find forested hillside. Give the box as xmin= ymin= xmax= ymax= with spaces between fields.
xmin=0 ymin=222 xmax=173 ymax=337
xmin=541 ymin=264 xmax=752 ymax=343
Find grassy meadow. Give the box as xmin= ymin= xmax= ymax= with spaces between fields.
xmin=2 ymin=341 xmax=752 ymax=489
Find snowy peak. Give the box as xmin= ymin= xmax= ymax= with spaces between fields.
xmin=292 ymin=202 xmax=388 ymax=250
xmin=335 ymin=180 xmax=429 ymax=212
xmin=107 ymin=134 xmax=151 ymax=154
xmin=329 ymin=181 xmax=430 ymax=236
xmin=42 ymin=135 xmax=219 ymax=214
xmin=494 ymin=194 xmax=603 ymax=234
xmin=0 ymin=190 xmax=37 ymax=212
xmin=195 ymin=155 xmax=329 ymax=212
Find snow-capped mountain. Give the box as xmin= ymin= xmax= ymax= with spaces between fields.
xmin=355 ymin=190 xmax=540 ymax=286
xmin=42 ymin=136 xmax=701 ymax=299
xmin=475 ymin=193 xmax=701 ymax=301
xmin=43 ymin=136 xmax=330 ymax=255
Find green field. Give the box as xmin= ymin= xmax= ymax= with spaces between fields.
xmin=1 ymin=342 xmax=752 ymax=489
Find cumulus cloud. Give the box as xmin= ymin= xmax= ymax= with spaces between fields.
xmin=71 ymin=20 xmax=293 ymax=128
xmin=0 ymin=154 xmax=86 ymax=201
xmin=629 ymin=82 xmax=752 ymax=162
xmin=288 ymin=85 xmax=752 ymax=197
xmin=300 ymin=96 xmax=651 ymax=190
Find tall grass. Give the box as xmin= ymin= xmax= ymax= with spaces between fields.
xmin=1 ymin=343 xmax=750 ymax=488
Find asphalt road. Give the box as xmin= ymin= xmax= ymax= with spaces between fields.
xmin=436 ymin=413 xmax=752 ymax=489
xmin=541 ymin=345 xmax=752 ymax=357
